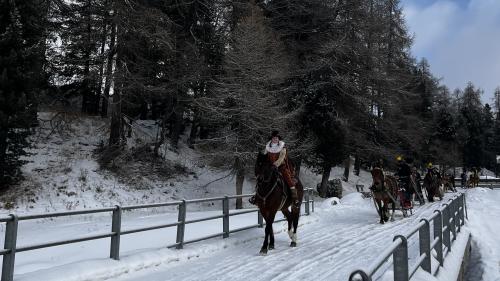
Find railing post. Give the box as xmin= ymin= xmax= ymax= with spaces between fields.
xmin=463 ymin=193 xmax=468 ymax=220
xmin=223 ymin=196 xmax=229 ymax=238
xmin=2 ymin=214 xmax=18 ymax=281
xmin=258 ymin=210 xmax=264 ymax=228
xmin=110 ymin=205 xmax=122 ymax=260
xmin=176 ymin=200 xmax=186 ymax=249
xmin=460 ymin=194 xmax=465 ymax=225
xmin=419 ymin=219 xmax=431 ymax=273
xmin=450 ymin=200 xmax=457 ymax=241
xmin=433 ymin=210 xmax=444 ymax=266
xmin=304 ymin=188 xmax=310 ymax=216
xmin=455 ymin=197 xmax=461 ymax=233
xmin=393 ymin=235 xmax=409 ymax=281
xmin=442 ymin=204 xmax=451 ymax=254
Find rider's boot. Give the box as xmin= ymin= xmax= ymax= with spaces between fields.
xmin=248 ymin=195 xmax=256 ymax=205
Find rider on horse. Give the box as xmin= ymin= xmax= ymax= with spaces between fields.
xmin=250 ymin=131 xmax=299 ymax=206
xmin=427 ymin=163 xmax=441 ymax=179
xmin=395 ymin=155 xmax=412 ymax=208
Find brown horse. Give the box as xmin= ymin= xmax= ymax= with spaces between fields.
xmin=467 ymin=172 xmax=480 ymax=188
xmin=370 ymin=168 xmax=398 ymax=224
xmin=423 ymin=171 xmax=443 ymax=202
xmin=442 ymin=174 xmax=456 ymax=192
xmin=254 ymin=152 xmax=304 ymax=255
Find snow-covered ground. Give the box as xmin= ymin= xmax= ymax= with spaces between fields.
xmin=1 ymin=191 xmax=468 ymax=281
xmin=463 ymin=188 xmax=500 ymax=281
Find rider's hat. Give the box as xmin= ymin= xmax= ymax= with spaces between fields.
xmin=427 ymin=162 xmax=433 ymax=168
xmin=396 ymin=155 xmax=403 ymax=162
xmin=270 ymin=130 xmax=281 ymax=140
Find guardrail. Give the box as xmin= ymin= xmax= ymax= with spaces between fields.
xmin=349 ymin=193 xmax=467 ymax=281
xmin=0 ymin=188 xmax=315 ymax=281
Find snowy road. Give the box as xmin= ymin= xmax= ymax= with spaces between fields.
xmin=106 ymin=194 xmax=454 ymax=281
xmin=6 ymin=192 xmax=464 ymax=281
xmin=464 ymin=188 xmax=500 ymax=281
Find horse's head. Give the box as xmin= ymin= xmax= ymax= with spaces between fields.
xmin=254 ymin=152 xmax=279 ymax=188
xmin=371 ymin=167 xmax=385 ymax=189
xmin=254 ymin=152 xmax=268 ymax=178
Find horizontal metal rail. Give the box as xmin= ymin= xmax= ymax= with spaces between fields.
xmin=16 ymin=232 xmax=114 ymax=252
xmin=122 ymin=201 xmax=182 ymax=211
xmin=17 ymin=207 xmax=116 ymax=221
xmin=185 ymin=214 xmax=224 ymax=224
xmin=0 ymin=188 xmax=315 ymax=281
xmin=409 ymin=254 xmax=427 ymax=278
xmin=121 ymin=222 xmax=181 ymax=235
xmin=184 ymin=232 xmax=225 ymax=245
xmin=229 ymin=224 xmax=261 ymax=234
xmin=185 ymin=197 xmax=225 ymax=204
xmin=405 ymin=220 xmax=426 ymax=239
xmin=363 ymin=238 xmax=404 ymax=276
xmin=226 ymin=194 xmax=254 ymax=199
xmin=229 ymin=208 xmax=258 ymax=216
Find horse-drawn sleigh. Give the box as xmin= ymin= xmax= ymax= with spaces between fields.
xmin=370 ymin=166 xmax=444 ymax=224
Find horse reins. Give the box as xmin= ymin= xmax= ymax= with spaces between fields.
xmin=256 ymin=172 xmax=285 ymax=206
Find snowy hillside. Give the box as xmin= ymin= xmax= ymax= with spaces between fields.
xmin=0 ymin=112 xmax=366 ymax=215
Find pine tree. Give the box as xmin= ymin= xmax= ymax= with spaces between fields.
xmin=55 ymin=0 xmax=107 ymax=114
xmin=459 ymin=82 xmax=484 ymax=168
xmin=198 ymin=3 xmax=290 ymax=208
xmin=0 ymin=0 xmax=45 ymax=185
xmin=481 ymin=103 xmax=495 ymax=169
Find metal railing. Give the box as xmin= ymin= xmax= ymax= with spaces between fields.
xmin=349 ymin=193 xmax=467 ymax=281
xmin=0 ymin=188 xmax=315 ymax=281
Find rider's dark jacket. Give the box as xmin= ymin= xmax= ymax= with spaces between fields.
xmin=396 ymin=161 xmax=412 ymax=189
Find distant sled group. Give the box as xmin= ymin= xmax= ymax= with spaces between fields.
xmin=370 ymin=157 xmax=456 ymax=224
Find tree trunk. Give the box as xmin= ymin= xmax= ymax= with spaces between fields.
xmin=169 ymin=100 xmax=184 ymax=149
xmin=97 ymin=2 xmax=109 ymax=115
xmin=188 ymin=114 xmax=199 ymax=149
xmin=236 ymin=168 xmax=245 ymax=209
xmin=343 ymin=156 xmax=351 ymax=182
xmin=354 ymin=154 xmax=360 ymax=176
xmin=81 ymin=0 xmax=93 ymax=113
xmin=108 ymin=12 xmax=121 ymax=147
xmin=101 ymin=14 xmax=116 ymax=118
xmin=320 ymin=164 xmax=332 ymax=197
xmin=109 ymin=87 xmax=121 ymax=146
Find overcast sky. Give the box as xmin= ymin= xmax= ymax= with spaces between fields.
xmin=401 ymin=0 xmax=500 ymax=104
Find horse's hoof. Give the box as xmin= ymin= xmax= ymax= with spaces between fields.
xmin=290 ymin=242 xmax=297 ymax=247
xmin=260 ymin=249 xmax=268 ymax=255
xmin=379 ymin=221 xmax=384 ymax=224
xmin=269 ymin=245 xmax=275 ymax=250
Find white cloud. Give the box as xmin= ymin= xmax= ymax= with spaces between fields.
xmin=402 ymin=0 xmax=500 ymax=103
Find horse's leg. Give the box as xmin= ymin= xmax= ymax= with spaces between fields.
xmin=260 ymin=212 xmax=271 ymax=255
xmin=390 ymin=198 xmax=395 ymax=221
xmin=282 ymin=208 xmax=293 ymax=242
xmin=268 ymin=212 xmax=276 ymax=251
xmin=376 ymin=199 xmax=384 ymax=224
xmin=290 ymin=204 xmax=301 ymax=247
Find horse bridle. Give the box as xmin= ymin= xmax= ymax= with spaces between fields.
xmin=255 ymin=167 xmax=282 ymax=205
xmin=372 ymin=167 xmax=385 ymax=191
